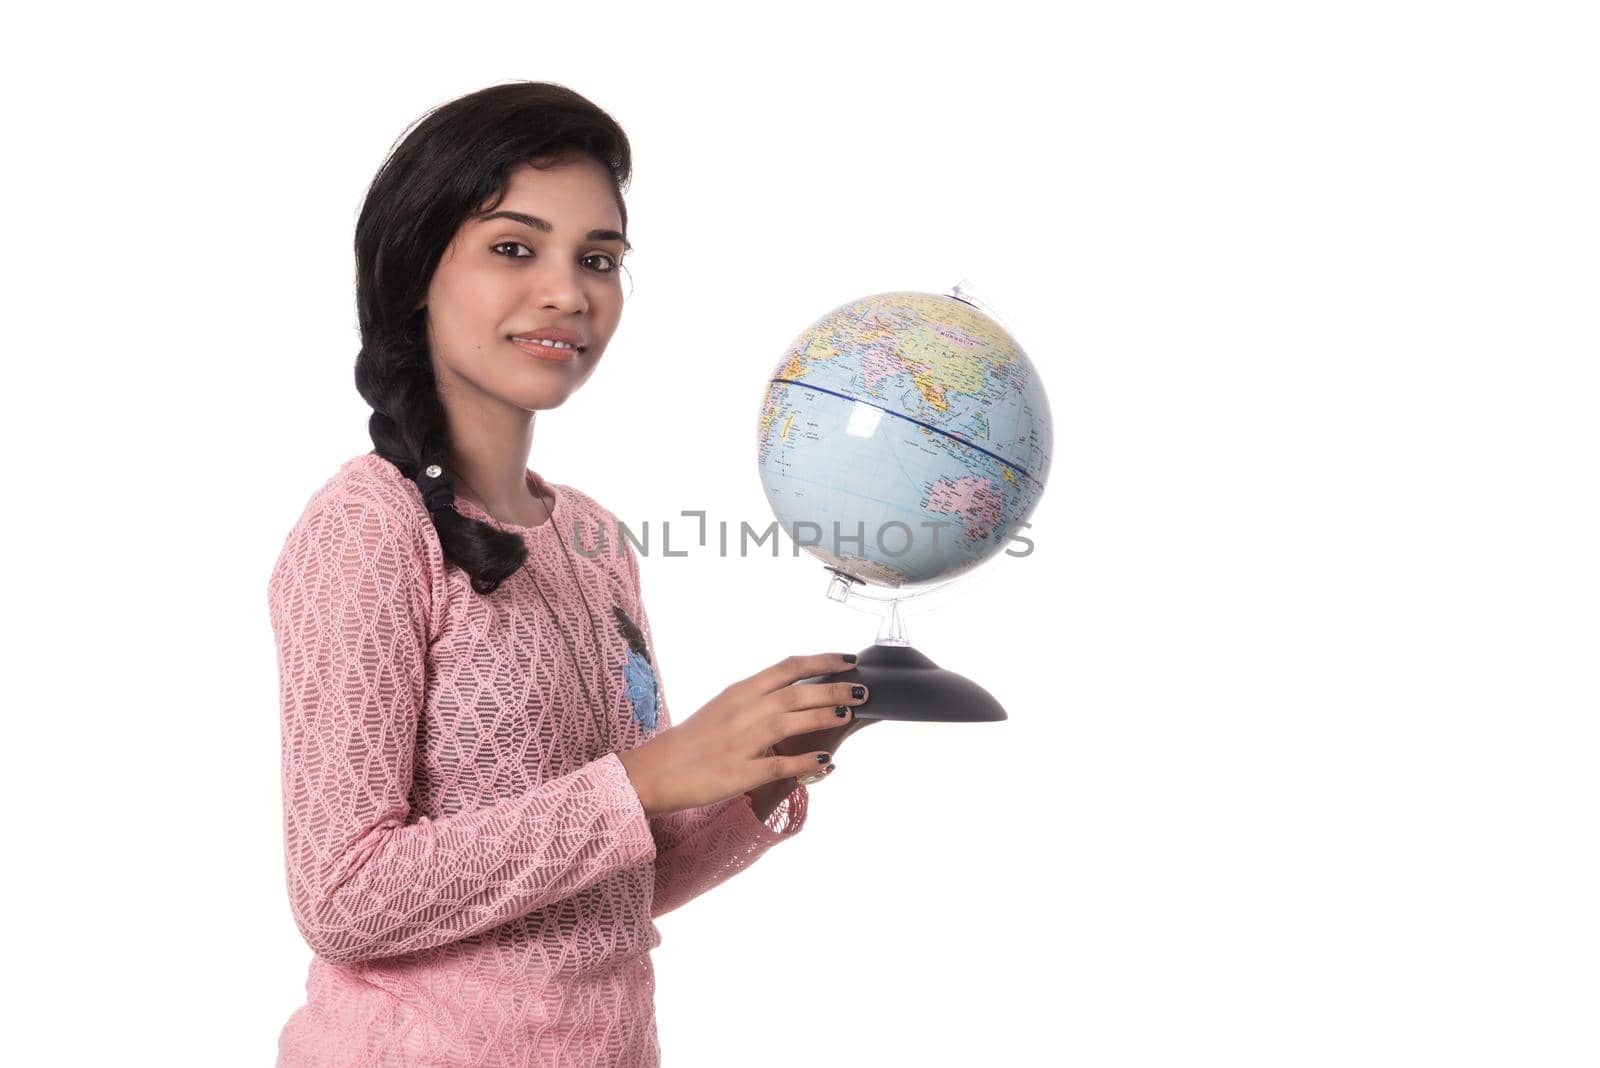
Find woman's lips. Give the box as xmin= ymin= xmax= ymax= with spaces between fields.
xmin=511 ymin=338 xmax=581 ymax=362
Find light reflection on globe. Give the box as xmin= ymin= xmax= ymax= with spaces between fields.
xmin=756 ymin=289 xmax=1052 ymax=590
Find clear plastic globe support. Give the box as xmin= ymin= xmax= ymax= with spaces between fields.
xmin=756 ymin=279 xmax=1053 ymax=729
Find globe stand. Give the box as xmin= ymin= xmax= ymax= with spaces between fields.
xmin=798 ymin=567 xmax=1008 ymax=726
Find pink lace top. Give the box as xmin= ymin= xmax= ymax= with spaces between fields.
xmin=266 ymin=452 xmax=808 ymax=1067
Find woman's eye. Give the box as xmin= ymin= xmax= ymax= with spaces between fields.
xmin=492 ymin=242 xmax=618 ymax=274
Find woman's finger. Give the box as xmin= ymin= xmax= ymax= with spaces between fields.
xmin=776 ymin=680 xmax=869 ymax=713
xmin=739 ymin=652 xmax=858 ymax=697
xmin=756 ymin=742 xmax=834 ymax=780
xmin=777 ymin=748 xmax=835 ymax=782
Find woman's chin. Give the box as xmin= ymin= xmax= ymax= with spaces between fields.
xmin=509 ymin=382 xmax=584 ymax=412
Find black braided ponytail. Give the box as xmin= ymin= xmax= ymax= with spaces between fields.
xmin=350 ymin=82 xmax=632 ymax=595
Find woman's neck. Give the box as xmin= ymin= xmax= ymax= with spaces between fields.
xmin=453 ymin=471 xmax=550 ymax=529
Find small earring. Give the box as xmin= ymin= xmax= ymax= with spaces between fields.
xmin=425 ymin=464 xmax=442 ymax=478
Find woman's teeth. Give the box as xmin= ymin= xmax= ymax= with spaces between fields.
xmin=514 ymin=337 xmax=577 ymax=349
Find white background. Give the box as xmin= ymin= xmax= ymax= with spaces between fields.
xmin=4 ymin=2 xmax=1595 ymax=1065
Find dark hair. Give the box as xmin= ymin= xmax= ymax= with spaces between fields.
xmin=352 ymin=82 xmax=631 ymax=595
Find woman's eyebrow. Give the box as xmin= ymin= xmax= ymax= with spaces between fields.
xmin=480 ymin=209 xmax=631 ymax=251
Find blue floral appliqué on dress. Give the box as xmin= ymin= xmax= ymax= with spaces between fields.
xmin=621 ymin=648 xmax=659 ymax=733
xmin=612 ymin=604 xmax=659 ymax=734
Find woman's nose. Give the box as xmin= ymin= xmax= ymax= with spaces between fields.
xmin=529 ymin=267 xmax=587 ymax=312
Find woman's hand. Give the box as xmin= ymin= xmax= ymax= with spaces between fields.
xmin=617 ymin=653 xmax=870 ymax=817
xmin=771 ymin=699 xmax=879 ymax=773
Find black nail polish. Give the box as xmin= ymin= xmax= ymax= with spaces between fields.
xmin=817 ymin=752 xmax=830 ymax=764
xmin=834 ymin=706 xmax=848 ymax=718
xmin=842 ymin=653 xmax=858 ymax=664
xmin=851 ymin=686 xmax=865 ymax=699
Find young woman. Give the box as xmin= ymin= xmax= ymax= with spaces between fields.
xmin=266 ymin=82 xmax=875 ymax=1067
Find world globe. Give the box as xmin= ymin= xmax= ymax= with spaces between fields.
xmin=756 ymin=287 xmax=1053 ymax=590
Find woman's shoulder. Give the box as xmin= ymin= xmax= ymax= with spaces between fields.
xmin=549 ymin=479 xmax=619 ymax=528
xmin=270 ymin=453 xmax=435 ymax=582
xmin=268 ymin=452 xmax=443 ymax=628
xmin=286 ymin=451 xmax=431 ymax=533
xmin=548 ymin=480 xmax=638 ymax=578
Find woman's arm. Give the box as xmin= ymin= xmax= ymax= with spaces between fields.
xmin=269 ymin=491 xmax=656 ymax=964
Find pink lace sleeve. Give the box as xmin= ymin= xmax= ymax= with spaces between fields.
xmin=268 ymin=491 xmax=657 ymax=964
xmin=616 ymin=536 xmax=809 ymax=919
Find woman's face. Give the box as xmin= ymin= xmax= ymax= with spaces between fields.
xmin=421 ymin=156 xmax=627 ymax=411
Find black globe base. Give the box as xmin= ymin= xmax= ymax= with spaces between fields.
xmin=802 ymin=642 xmax=1007 ymax=724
